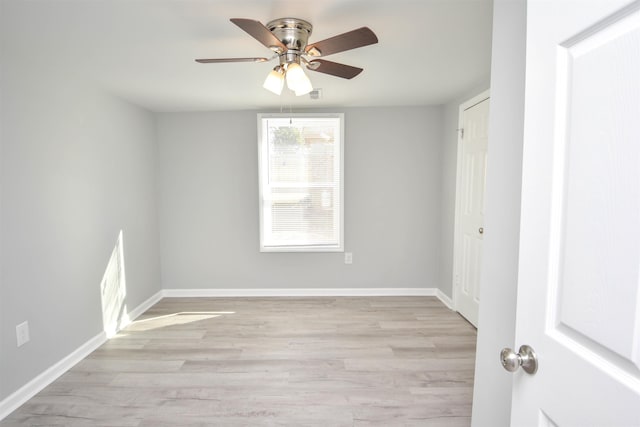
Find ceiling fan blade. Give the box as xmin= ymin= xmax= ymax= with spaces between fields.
xmin=195 ymin=57 xmax=269 ymax=63
xmin=230 ymin=18 xmax=287 ymax=53
xmin=306 ymin=59 xmax=363 ymax=79
xmin=305 ymin=27 xmax=378 ymax=57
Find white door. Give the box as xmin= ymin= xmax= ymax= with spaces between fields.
xmin=454 ymin=93 xmax=489 ymax=327
xmin=511 ymin=0 xmax=640 ymax=424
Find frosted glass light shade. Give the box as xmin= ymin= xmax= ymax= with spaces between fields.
xmin=285 ymin=63 xmax=305 ymax=90
xmin=285 ymin=63 xmax=313 ymax=96
xmin=263 ymin=68 xmax=284 ymax=95
xmin=264 ymin=62 xmax=313 ymax=96
xmin=294 ymin=73 xmax=313 ymax=96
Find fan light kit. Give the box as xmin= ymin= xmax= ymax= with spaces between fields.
xmin=196 ymin=18 xmax=378 ymax=96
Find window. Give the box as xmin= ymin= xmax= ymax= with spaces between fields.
xmin=258 ymin=113 xmax=344 ymax=252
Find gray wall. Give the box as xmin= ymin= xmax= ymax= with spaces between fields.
xmin=0 ymin=61 xmax=162 ymax=399
xmin=157 ymin=107 xmax=443 ymax=291
xmin=471 ymin=0 xmax=526 ymax=425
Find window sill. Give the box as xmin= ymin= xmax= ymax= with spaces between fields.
xmin=260 ymin=246 xmax=343 ymax=253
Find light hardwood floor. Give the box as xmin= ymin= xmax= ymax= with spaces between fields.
xmin=1 ymin=297 xmax=477 ymax=426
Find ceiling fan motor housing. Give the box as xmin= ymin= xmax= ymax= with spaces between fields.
xmin=266 ymin=18 xmax=313 ymax=65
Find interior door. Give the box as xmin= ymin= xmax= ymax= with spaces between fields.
xmin=455 ymin=95 xmax=489 ymax=327
xmin=511 ymin=0 xmax=640 ymax=424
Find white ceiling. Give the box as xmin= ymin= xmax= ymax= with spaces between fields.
xmin=1 ymin=0 xmax=493 ymax=112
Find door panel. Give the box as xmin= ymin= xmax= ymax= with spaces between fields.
xmin=455 ymin=96 xmax=489 ymax=327
xmin=554 ymin=10 xmax=640 ymax=368
xmin=512 ymin=0 xmax=640 ymax=424
xmin=461 ymin=234 xmax=481 ymax=299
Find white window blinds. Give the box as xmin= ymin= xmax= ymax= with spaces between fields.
xmin=258 ymin=114 xmax=344 ymax=252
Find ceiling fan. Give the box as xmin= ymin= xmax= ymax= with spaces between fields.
xmin=195 ymin=18 xmax=379 ymax=96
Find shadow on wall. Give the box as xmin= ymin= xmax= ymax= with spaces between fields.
xmin=100 ymin=230 xmax=128 ymax=338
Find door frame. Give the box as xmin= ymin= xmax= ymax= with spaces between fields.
xmin=452 ymin=89 xmax=490 ymax=319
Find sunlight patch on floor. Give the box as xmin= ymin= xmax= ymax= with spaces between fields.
xmin=125 ymin=312 xmax=235 ymax=332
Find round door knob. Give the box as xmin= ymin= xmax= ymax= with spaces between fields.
xmin=479 ymin=227 xmax=484 ymax=234
xmin=500 ymin=345 xmax=538 ymax=375
xmin=500 ymin=348 xmax=521 ymax=372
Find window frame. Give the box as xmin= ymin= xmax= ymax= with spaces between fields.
xmin=257 ymin=113 xmax=345 ymax=253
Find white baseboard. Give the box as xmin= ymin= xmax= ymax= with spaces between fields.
xmin=436 ymin=289 xmax=455 ymax=310
xmin=0 ymin=331 xmax=106 ymax=421
xmin=122 ymin=290 xmax=163 ymax=328
xmin=161 ymin=287 xmax=440 ymax=298
xmin=162 ymin=287 xmax=455 ymax=311
xmin=161 ymin=288 xmax=454 ymax=310
xmin=0 ymin=289 xmax=163 ymax=421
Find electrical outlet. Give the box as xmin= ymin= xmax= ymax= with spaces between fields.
xmin=344 ymin=252 xmax=353 ymax=264
xmin=16 ymin=321 xmax=30 ymax=347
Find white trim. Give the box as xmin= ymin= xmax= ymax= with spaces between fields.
xmin=460 ymin=90 xmax=491 ymax=113
xmin=0 ymin=290 xmax=163 ymax=421
xmin=161 ymin=288 xmax=441 ymax=298
xmin=452 ymin=89 xmax=490 ymax=312
xmin=122 ymin=291 xmax=163 ymax=327
xmin=257 ymin=113 xmax=345 ymax=253
xmin=0 ymin=331 xmax=106 ymax=421
xmin=436 ymin=289 xmax=455 ymax=310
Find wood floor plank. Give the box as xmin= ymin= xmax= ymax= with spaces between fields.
xmin=1 ymin=296 xmax=476 ymax=426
